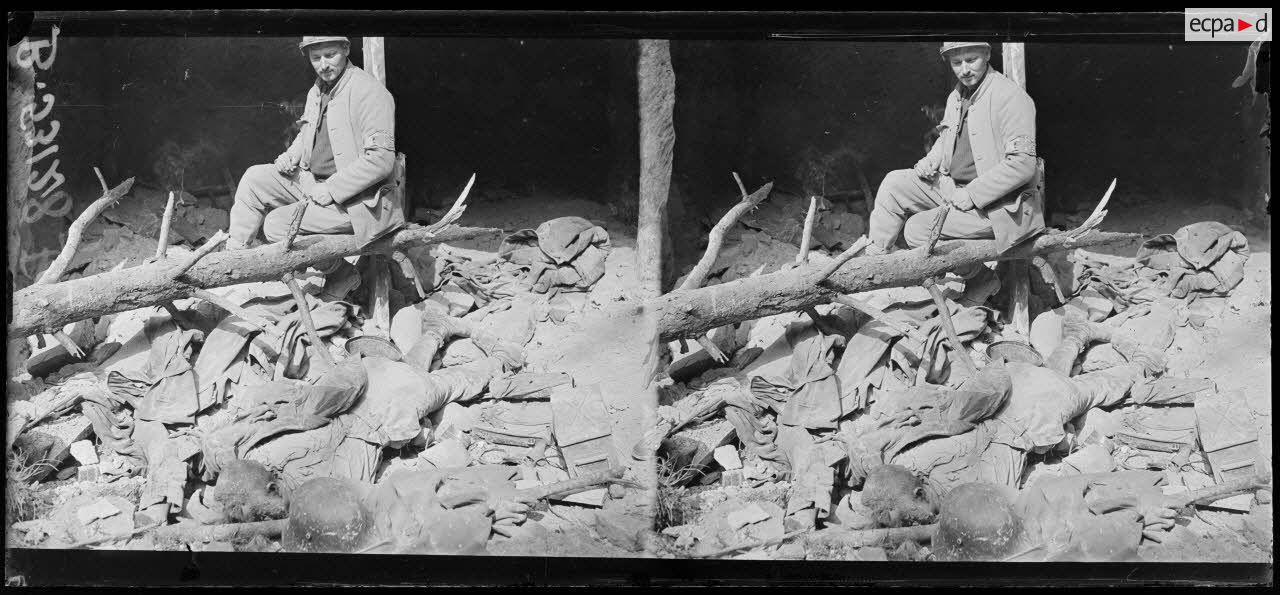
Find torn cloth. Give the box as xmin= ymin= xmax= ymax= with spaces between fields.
xmin=110 ymin=318 xmax=207 ymax=425
xmin=750 ymin=321 xmax=845 ymax=431
xmin=499 ymin=216 xmax=611 ymax=294
xmin=197 ymin=360 xmax=368 ymax=478
xmin=835 ymin=301 xmax=989 ymax=413
xmin=1136 ymin=221 xmax=1249 ymax=299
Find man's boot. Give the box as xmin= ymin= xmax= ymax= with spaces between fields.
xmin=318 ymin=259 xmax=362 ymax=302
xmin=958 ymin=264 xmax=1001 ymax=308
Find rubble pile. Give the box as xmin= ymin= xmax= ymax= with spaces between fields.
xmin=645 ymin=219 xmax=1271 ymax=562
xmin=6 ymin=214 xmax=652 ymax=556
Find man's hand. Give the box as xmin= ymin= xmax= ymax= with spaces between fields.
xmin=308 ymin=182 xmax=334 ymax=207
xmin=913 ymin=160 xmax=938 ymax=180
xmin=948 ymin=188 xmax=975 ymax=211
xmin=274 ymin=152 xmax=299 ymax=175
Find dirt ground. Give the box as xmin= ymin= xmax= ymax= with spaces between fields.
xmin=1096 ymin=197 xmax=1272 ymax=563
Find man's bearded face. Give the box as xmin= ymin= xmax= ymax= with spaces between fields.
xmin=947 ymin=48 xmax=990 ymax=89
xmin=308 ymin=42 xmax=350 ymax=84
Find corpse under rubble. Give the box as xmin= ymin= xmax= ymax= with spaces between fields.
xmin=6 ymin=215 xmax=656 ymax=556
xmin=645 ymin=219 xmax=1271 ymax=562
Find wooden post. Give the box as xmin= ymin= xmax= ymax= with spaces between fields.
xmin=362 ymin=37 xmax=386 ymax=84
xmin=637 ymin=39 xmax=675 ymax=299
xmin=1001 ymin=42 xmax=1026 ymax=90
xmin=362 ymin=36 xmax=393 ymax=339
xmin=1002 ymin=42 xmax=1031 ymax=339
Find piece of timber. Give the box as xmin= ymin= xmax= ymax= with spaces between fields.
xmin=651 ymin=230 xmax=1139 ymax=342
xmin=11 ymin=224 xmax=500 ymax=338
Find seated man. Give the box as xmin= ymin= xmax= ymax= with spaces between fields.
xmin=227 ymin=36 xmax=404 ymax=299
xmin=865 ymin=41 xmax=1044 ymax=279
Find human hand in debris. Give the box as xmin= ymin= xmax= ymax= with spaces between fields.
xmin=948 ymin=189 xmax=975 ymax=211
xmin=1137 ymin=504 xmax=1180 ymax=543
xmin=275 ymin=152 xmax=299 ymax=175
xmin=913 ymin=159 xmax=939 ymax=180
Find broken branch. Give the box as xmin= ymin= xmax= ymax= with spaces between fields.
xmin=154 ymin=519 xmax=288 ymax=544
xmin=168 ymin=231 xmax=228 ymax=280
xmin=34 ymin=176 xmax=136 ymax=286
xmin=10 ymin=224 xmax=500 ymax=338
xmin=155 ymin=191 xmax=176 ymax=260
xmin=654 ymin=229 xmax=1140 ymax=342
xmin=805 ymin=523 xmax=937 ymax=549
xmin=679 ymin=181 xmax=773 ymax=291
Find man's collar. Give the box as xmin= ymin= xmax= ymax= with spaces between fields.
xmin=314 ymin=64 xmax=356 ymax=95
xmin=954 ymin=68 xmax=1001 ymax=101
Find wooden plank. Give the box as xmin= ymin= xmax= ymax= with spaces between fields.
xmin=362 ymin=37 xmax=386 ymax=85
xmin=1002 ymin=42 xmax=1026 ymax=90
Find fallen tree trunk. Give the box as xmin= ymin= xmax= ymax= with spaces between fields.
xmin=10 ymin=224 xmax=500 ymax=338
xmin=652 ymin=230 xmax=1140 ymax=342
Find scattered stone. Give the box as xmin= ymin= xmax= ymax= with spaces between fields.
xmin=726 ymin=502 xmax=771 ymax=531
xmin=855 ymin=546 xmax=889 ymax=561
xmin=201 ymin=541 xmax=236 ymax=552
xmin=77 ymin=498 xmax=122 ymax=525
xmin=69 ymin=440 xmax=99 ymax=466
xmin=592 ymin=510 xmax=651 ymax=552
xmin=77 ymin=464 xmax=101 ymax=483
xmin=714 ymin=445 xmax=743 ymax=471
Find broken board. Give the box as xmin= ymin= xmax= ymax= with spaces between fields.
xmin=551 ymin=384 xmax=616 ymax=477
xmin=1195 ymin=390 xmax=1260 ymax=484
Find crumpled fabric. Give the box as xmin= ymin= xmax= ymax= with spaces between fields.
xmin=1136 ymin=221 xmax=1249 ymax=299
xmin=889 ymin=304 xmax=991 ymax=385
xmin=835 ymin=300 xmax=989 ymax=413
xmin=845 ymin=362 xmax=1145 ymax=492
xmin=721 ymin=380 xmax=791 ymax=480
xmin=498 ymin=216 xmax=611 ymax=294
xmin=776 ymin=425 xmax=846 ymax=530
xmin=750 ymin=322 xmax=844 ymax=430
xmin=275 ymin=298 xmax=355 ymax=380
xmin=364 ymin=467 xmax=514 ymax=554
xmin=1016 ymin=470 xmax=1165 ymax=561
xmin=111 ymin=318 xmax=207 ymax=425
xmin=989 ymin=362 xmax=1143 ymax=453
xmin=133 ymin=419 xmax=201 ymax=517
xmin=865 ymin=364 xmax=1012 ymax=462
xmin=244 ymin=415 xmax=380 ymax=490
xmin=79 ymin=380 xmax=147 ymax=474
xmin=198 ymin=360 xmax=368 ymax=478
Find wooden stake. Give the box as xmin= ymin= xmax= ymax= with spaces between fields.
xmin=156 ymin=191 xmax=176 ymax=260
xmin=797 ymin=196 xmax=818 ymax=264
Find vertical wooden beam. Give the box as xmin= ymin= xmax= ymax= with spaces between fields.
xmin=1002 ymin=42 xmax=1032 ymax=339
xmin=637 ymin=39 xmax=675 ymax=299
xmin=1001 ymin=42 xmax=1026 ymax=90
xmin=361 ymin=36 xmax=393 ymax=339
xmin=362 ymin=37 xmax=386 ymax=84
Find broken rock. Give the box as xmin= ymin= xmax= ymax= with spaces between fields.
xmin=77 ymin=498 xmax=122 ymax=525
xmin=714 ymin=445 xmax=743 ymax=471
xmin=69 ymin=440 xmax=100 ymax=466
xmin=593 ymin=510 xmax=651 ymax=552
